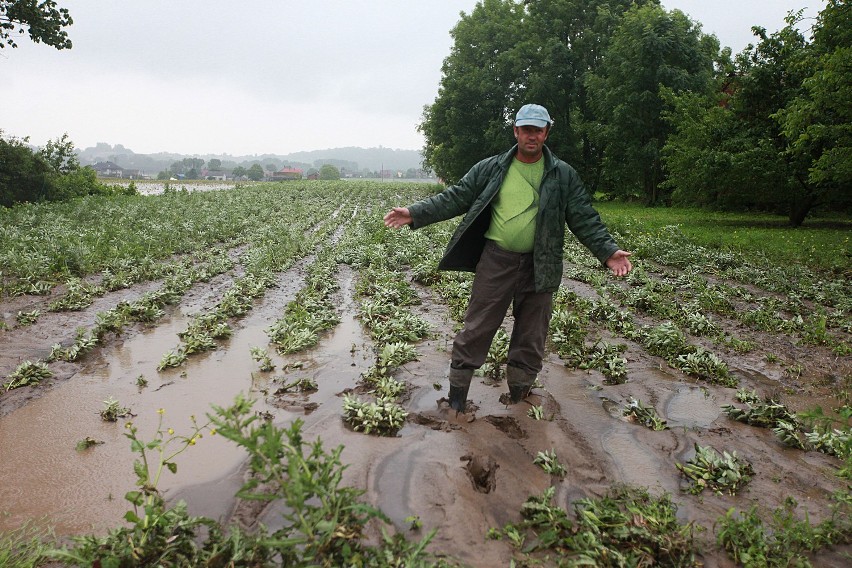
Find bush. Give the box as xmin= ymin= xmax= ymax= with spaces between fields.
xmin=1 ymin=132 xmax=110 ymax=207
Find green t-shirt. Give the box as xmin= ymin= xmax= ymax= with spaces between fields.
xmin=484 ymin=157 xmax=544 ymax=252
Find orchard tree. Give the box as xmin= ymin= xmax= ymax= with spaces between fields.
xmin=418 ymin=0 xmax=526 ymax=183
xmin=1 ymin=0 xmax=72 ymax=49
xmin=586 ymin=3 xmax=716 ymax=204
xmin=776 ymin=0 xmax=852 ymax=219
xmin=520 ymin=0 xmax=657 ymax=188
xmin=662 ymin=5 xmax=849 ymax=225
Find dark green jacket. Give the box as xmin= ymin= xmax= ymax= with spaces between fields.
xmin=408 ymin=145 xmax=619 ymax=293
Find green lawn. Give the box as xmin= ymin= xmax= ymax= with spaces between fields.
xmin=595 ymin=202 xmax=851 ymax=275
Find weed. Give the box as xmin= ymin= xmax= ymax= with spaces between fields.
xmin=0 ymin=522 xmax=51 ymax=568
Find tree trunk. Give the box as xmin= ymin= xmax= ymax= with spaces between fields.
xmin=788 ymin=194 xmax=815 ymax=227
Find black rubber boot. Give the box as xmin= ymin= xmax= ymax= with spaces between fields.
xmin=506 ymin=365 xmax=535 ymax=404
xmin=447 ymin=367 xmax=474 ymax=412
xmin=447 ymin=384 xmax=470 ymax=412
xmin=508 ymin=383 xmax=531 ymax=403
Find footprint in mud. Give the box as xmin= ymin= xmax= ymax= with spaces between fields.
xmin=484 ymin=415 xmax=527 ymax=439
xmin=407 ymin=412 xmax=462 ymax=432
xmin=461 ymin=453 xmax=499 ymax=493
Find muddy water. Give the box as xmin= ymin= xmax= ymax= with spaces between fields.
xmin=0 ymin=264 xmax=380 ymax=534
xmin=2 ymin=256 xmax=851 ymax=566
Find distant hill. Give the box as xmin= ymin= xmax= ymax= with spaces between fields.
xmin=76 ymin=143 xmax=426 ymax=176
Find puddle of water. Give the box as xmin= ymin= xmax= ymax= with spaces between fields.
xmin=665 ymin=386 xmax=722 ymax=428
xmin=0 ymin=297 xmax=296 ymax=534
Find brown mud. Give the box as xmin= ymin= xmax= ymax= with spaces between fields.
xmin=1 ymin=258 xmax=850 ymax=566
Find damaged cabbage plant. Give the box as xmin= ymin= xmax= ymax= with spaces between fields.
xmin=676 ymin=443 xmax=754 ymax=495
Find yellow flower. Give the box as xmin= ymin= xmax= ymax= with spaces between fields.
xmin=209 ymin=429 xmax=217 ymax=436
xmin=124 ymin=422 xmax=133 ymax=429
xmin=167 ymin=428 xmax=174 ymax=435
xmin=157 ymin=408 xmax=165 ymax=415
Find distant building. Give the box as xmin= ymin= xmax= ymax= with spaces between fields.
xmin=272 ymin=167 xmax=303 ymax=181
xmin=202 ymin=169 xmax=228 ymax=181
xmin=92 ymin=161 xmax=125 ymax=178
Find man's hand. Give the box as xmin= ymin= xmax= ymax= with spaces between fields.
xmin=383 ymin=207 xmax=413 ymax=228
xmin=605 ymin=250 xmax=633 ymax=277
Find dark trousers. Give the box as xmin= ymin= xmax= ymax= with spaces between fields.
xmin=451 ymin=240 xmax=554 ymax=378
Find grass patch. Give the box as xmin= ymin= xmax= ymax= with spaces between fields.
xmin=596 ymin=202 xmax=851 ymax=274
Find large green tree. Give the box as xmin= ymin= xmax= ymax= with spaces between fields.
xmin=663 ymin=3 xmax=850 ymax=225
xmin=776 ymin=0 xmax=852 ymax=216
xmin=418 ymin=0 xmax=526 ymax=183
xmin=586 ymin=3 xmax=716 ymax=204
xmin=1 ymin=0 xmax=72 ymax=49
xmin=521 ymin=0 xmax=658 ymax=189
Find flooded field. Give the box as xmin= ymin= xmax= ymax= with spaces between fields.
xmin=1 ymin=182 xmax=849 ymax=566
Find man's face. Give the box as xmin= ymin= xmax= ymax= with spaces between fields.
xmin=514 ymin=125 xmax=548 ymax=162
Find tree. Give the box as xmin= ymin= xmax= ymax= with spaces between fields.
xmin=776 ymin=0 xmax=852 ymax=217
xmin=586 ymin=4 xmax=716 ymax=204
xmin=418 ymin=0 xmax=526 ymax=183
xmin=38 ymin=132 xmax=79 ymax=174
xmin=662 ymin=6 xmax=849 ymax=225
xmin=1 ymin=131 xmax=100 ymax=206
xmin=207 ymin=158 xmax=222 ymax=170
xmin=318 ymin=164 xmax=340 ymax=180
xmin=1 ymin=0 xmax=73 ymax=49
xmin=521 ymin=0 xmax=654 ymax=189
xmin=231 ymin=166 xmax=247 ymax=179
xmin=246 ymin=164 xmax=264 ymax=181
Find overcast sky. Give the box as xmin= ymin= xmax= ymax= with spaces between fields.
xmin=1 ymin=0 xmax=826 ymax=156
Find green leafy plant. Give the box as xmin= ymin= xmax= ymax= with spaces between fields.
xmin=249 ymin=346 xmax=275 ymax=372
xmin=527 ymin=405 xmax=545 ymax=420
xmin=502 ymin=485 xmax=698 ymax=565
xmin=75 ymin=437 xmax=104 ymax=451
xmin=717 ymin=493 xmax=852 ymax=567
xmin=624 ymin=397 xmax=668 ymax=430
xmin=100 ymin=397 xmax=131 ymax=422
xmin=534 ymin=449 xmax=567 ymax=477
xmin=3 ymin=360 xmax=52 ymax=391
xmin=342 ymin=395 xmax=408 ymax=436
xmin=677 ymin=444 xmax=754 ymax=495
xmin=15 ymin=310 xmax=40 ymax=326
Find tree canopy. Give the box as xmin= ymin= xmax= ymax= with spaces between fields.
xmin=419 ymin=0 xmax=851 ymax=224
xmin=1 ymin=0 xmax=73 ymax=49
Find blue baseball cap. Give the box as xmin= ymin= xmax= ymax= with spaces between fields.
xmin=515 ymin=104 xmax=552 ymax=128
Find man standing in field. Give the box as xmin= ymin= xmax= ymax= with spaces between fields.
xmin=384 ymin=104 xmax=632 ymax=412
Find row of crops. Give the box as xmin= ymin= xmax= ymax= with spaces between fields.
xmin=1 ymin=180 xmax=850 ymax=566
